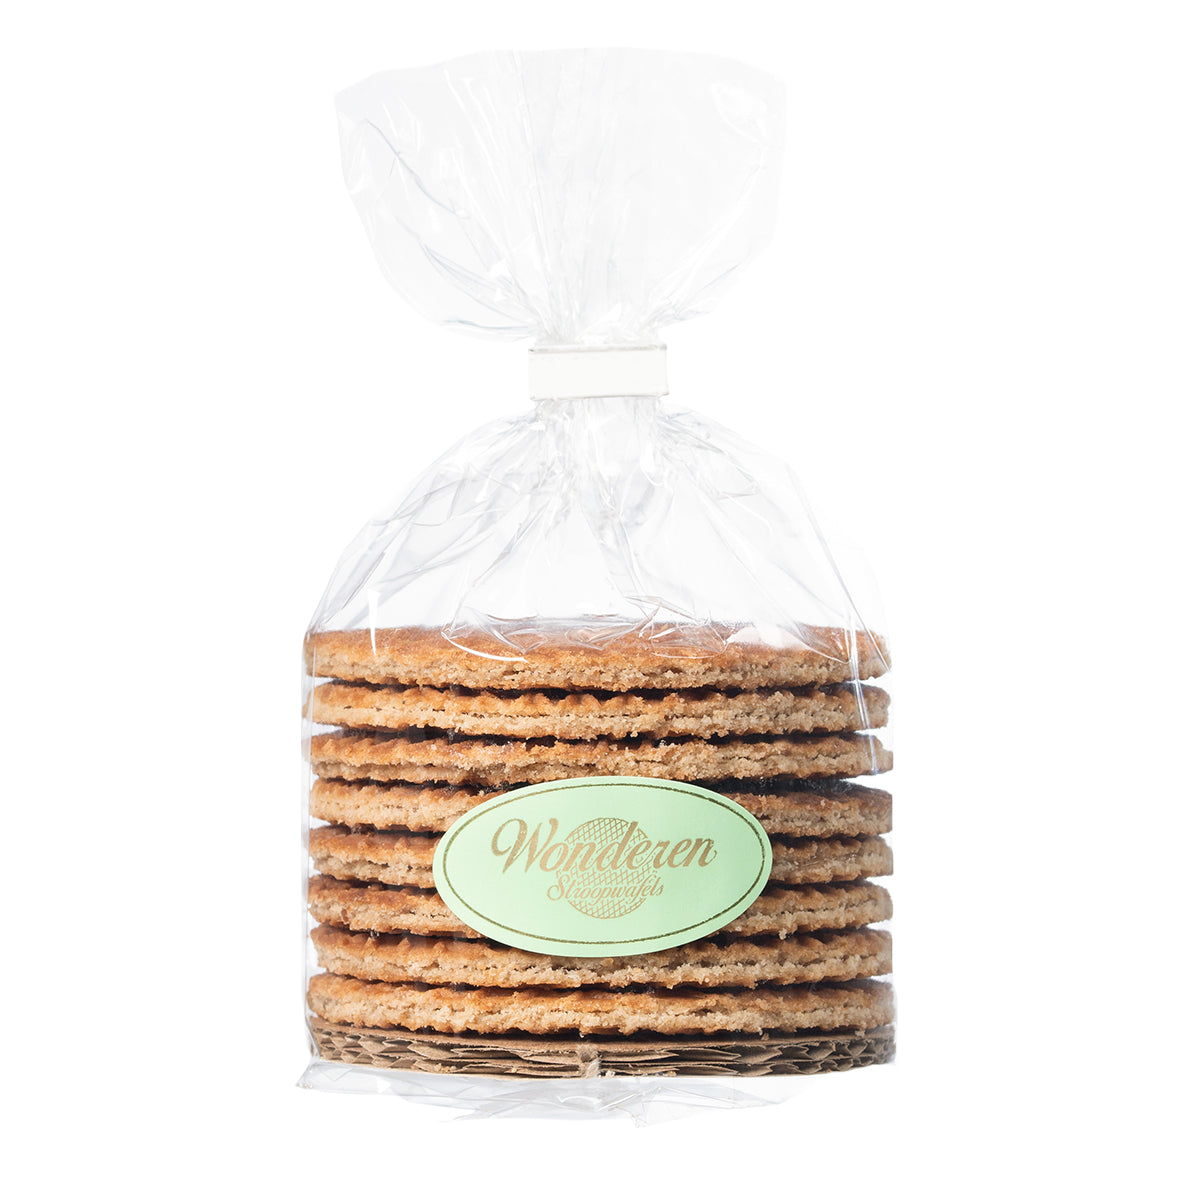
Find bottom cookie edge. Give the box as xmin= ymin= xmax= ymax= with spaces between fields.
xmin=308 ymin=1019 xmax=896 ymax=1078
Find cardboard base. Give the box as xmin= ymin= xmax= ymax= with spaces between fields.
xmin=309 ymin=1020 xmax=895 ymax=1078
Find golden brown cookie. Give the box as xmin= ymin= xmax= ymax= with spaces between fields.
xmin=308 ymin=875 xmax=892 ymax=939
xmin=720 ymin=882 xmax=893 ymax=937
xmin=305 ymin=625 xmax=889 ymax=691
xmin=309 ymin=777 xmax=893 ymax=837
xmin=308 ymin=681 xmax=889 ymax=739
xmin=726 ymin=781 xmax=893 ymax=839
xmin=306 ymin=972 xmax=895 ymax=1035
xmin=308 ymin=729 xmax=891 ymax=786
xmin=310 ymin=924 xmax=892 ymax=989
xmin=310 ymin=826 xmax=437 ymax=888
xmin=310 ymin=825 xmax=892 ymax=889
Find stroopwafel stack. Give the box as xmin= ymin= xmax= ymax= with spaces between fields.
xmin=303 ymin=626 xmax=894 ymax=1078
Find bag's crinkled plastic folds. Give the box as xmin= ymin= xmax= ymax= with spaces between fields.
xmin=299 ymin=48 xmax=892 ymax=1121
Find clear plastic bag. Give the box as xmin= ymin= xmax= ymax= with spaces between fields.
xmin=300 ymin=49 xmax=892 ymax=1121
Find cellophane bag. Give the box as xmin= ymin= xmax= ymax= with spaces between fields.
xmin=299 ymin=49 xmax=893 ymax=1122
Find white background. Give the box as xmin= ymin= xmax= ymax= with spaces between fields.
xmin=3 ymin=2 xmax=1196 ymax=1196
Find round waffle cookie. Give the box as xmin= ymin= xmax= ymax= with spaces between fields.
xmin=310 ymin=924 xmax=892 ymax=989
xmin=310 ymin=825 xmax=893 ymax=889
xmin=305 ymin=625 xmax=890 ymax=691
xmin=308 ymin=876 xmax=893 ymax=939
xmin=308 ymin=681 xmax=889 ymax=739
xmin=308 ymin=729 xmax=891 ymax=786
xmin=307 ymin=973 xmax=896 ymax=1036
xmin=309 ymin=777 xmax=893 ymax=837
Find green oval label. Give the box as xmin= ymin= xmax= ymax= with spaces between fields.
xmin=432 ymin=777 xmax=772 ymax=957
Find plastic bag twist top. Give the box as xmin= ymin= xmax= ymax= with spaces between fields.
xmin=320 ymin=50 xmax=883 ymax=672
xmin=335 ymin=49 xmax=784 ymax=345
